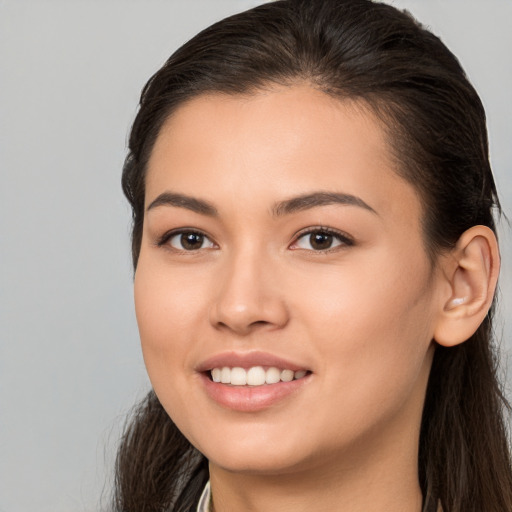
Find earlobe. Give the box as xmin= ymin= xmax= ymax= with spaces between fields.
xmin=434 ymin=225 xmax=500 ymax=347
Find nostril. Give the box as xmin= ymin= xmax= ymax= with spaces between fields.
xmin=214 ymin=318 xmax=273 ymax=335
xmin=250 ymin=320 xmax=271 ymax=328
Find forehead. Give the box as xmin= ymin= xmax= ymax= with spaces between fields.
xmin=146 ymin=85 xmax=422 ymax=229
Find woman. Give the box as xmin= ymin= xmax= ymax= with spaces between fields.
xmin=114 ymin=0 xmax=512 ymax=510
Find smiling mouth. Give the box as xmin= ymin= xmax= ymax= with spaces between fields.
xmin=208 ymin=366 xmax=310 ymax=386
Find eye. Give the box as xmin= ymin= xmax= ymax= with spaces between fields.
xmin=290 ymin=228 xmax=353 ymax=251
xmin=162 ymin=230 xmax=216 ymax=251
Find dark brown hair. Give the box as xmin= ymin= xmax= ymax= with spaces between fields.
xmin=116 ymin=1 xmax=512 ymax=510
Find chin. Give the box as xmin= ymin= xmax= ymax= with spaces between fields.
xmin=191 ymin=427 xmax=320 ymax=476
xmin=207 ymin=450 xmax=308 ymax=475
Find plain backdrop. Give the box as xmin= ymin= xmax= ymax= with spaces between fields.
xmin=1 ymin=1 xmax=511 ymax=511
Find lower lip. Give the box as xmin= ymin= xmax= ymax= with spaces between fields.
xmin=200 ymin=373 xmax=311 ymax=412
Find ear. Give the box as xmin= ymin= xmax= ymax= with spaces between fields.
xmin=433 ymin=225 xmax=500 ymax=347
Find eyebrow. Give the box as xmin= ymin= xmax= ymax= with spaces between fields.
xmin=146 ymin=192 xmax=218 ymax=216
xmin=146 ymin=190 xmax=376 ymax=217
xmin=272 ymin=192 xmax=377 ymax=216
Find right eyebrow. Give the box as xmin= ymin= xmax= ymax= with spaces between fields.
xmin=146 ymin=192 xmax=218 ymax=217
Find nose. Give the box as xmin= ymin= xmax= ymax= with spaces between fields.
xmin=209 ymin=250 xmax=289 ymax=336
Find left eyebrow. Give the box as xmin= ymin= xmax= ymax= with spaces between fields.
xmin=272 ymin=191 xmax=377 ymax=216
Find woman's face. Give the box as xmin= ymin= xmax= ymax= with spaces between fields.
xmin=135 ymin=86 xmax=442 ymax=475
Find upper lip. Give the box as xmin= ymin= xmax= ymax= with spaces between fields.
xmin=196 ymin=351 xmax=310 ymax=373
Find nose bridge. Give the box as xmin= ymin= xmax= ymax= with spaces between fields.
xmin=210 ymin=241 xmax=288 ymax=334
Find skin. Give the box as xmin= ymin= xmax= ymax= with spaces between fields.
xmin=134 ymin=85 xmax=497 ymax=511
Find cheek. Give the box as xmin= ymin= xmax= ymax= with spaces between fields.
xmin=135 ymin=249 xmax=209 ymax=332
xmin=133 ymin=260 xmax=208 ymax=444
xmin=133 ymin=253 xmax=207 ymax=386
xmin=292 ymin=249 xmax=434 ymax=405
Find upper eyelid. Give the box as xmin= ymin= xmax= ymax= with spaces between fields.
xmin=155 ymin=226 xmax=354 ymax=248
xmin=292 ymin=226 xmax=354 ymax=243
xmin=157 ymin=227 xmax=216 ymax=247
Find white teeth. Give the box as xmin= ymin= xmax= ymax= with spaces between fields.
xmin=230 ymin=367 xmax=247 ymax=385
xmin=210 ymin=366 xmax=308 ymax=386
xmin=247 ymin=366 xmax=266 ymax=386
xmin=265 ymin=367 xmax=281 ymax=384
xmin=280 ymin=369 xmax=294 ymax=382
xmin=212 ymin=368 xmax=221 ymax=383
xmin=220 ymin=367 xmax=231 ymax=384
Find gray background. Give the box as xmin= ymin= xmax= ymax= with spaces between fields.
xmin=1 ymin=1 xmax=510 ymax=511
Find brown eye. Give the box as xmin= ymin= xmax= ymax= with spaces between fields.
xmin=291 ymin=228 xmax=353 ymax=251
xmin=309 ymin=232 xmax=334 ymax=250
xmin=167 ymin=231 xmax=215 ymax=251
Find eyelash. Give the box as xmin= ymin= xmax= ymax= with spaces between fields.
xmin=290 ymin=226 xmax=354 ymax=252
xmin=156 ymin=229 xmax=217 ymax=252
xmin=156 ymin=226 xmax=354 ymax=252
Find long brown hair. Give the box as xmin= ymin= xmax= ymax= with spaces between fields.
xmin=115 ymin=1 xmax=512 ymax=510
